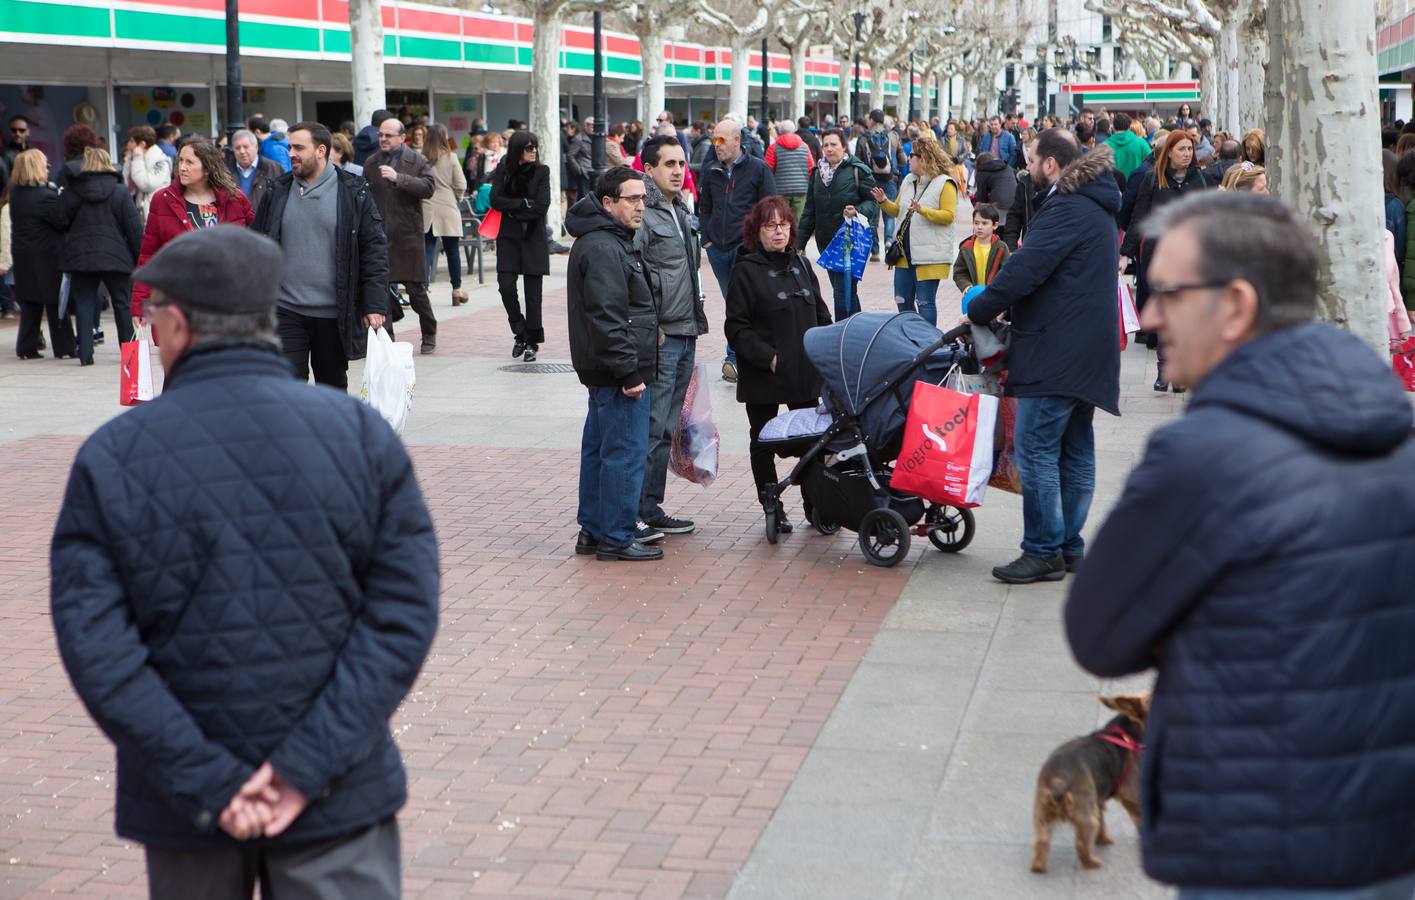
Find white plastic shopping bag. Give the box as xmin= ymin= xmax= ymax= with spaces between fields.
xmin=360 ymin=327 xmax=416 ymax=434
xmin=669 ymin=363 xmax=720 ymax=486
xmin=1119 ymin=279 xmax=1141 ymax=336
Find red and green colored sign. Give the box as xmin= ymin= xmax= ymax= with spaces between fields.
xmin=0 ymin=0 xmax=926 ymax=95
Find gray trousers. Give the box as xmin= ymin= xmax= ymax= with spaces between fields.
xmin=145 ymin=818 xmax=400 ymax=900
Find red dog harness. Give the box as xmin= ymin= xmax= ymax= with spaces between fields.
xmin=1095 ymin=725 xmax=1144 ymax=794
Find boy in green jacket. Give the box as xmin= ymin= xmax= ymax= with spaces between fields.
xmin=953 ymin=203 xmax=1010 ymax=292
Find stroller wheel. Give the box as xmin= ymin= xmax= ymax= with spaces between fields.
xmin=764 ymin=505 xmax=780 ymax=545
xmin=928 ymin=505 xmax=976 ymax=553
xmin=859 ymin=508 xmax=911 ymax=567
xmin=809 ymin=506 xmax=842 ymax=536
xmin=803 ymin=499 xmax=841 ymax=535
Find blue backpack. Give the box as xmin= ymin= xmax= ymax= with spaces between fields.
xmin=864 ymin=130 xmax=899 ymax=184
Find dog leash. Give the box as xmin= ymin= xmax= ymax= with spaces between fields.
xmin=1095 ymin=725 xmax=1143 ymax=793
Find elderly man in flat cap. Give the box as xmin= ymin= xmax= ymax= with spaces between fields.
xmin=49 ymin=225 xmax=440 ymax=900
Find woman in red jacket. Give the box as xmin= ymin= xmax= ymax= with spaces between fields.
xmin=132 ymin=138 xmax=254 ymax=323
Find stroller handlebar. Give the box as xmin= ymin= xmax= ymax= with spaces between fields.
xmin=940 ymin=323 xmax=972 ymax=343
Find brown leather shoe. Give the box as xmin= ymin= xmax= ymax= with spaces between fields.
xmin=452 ymin=289 xmax=469 ymax=306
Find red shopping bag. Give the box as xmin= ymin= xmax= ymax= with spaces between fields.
xmin=478 ymin=208 xmax=502 ymax=239
xmin=1395 ymin=336 xmax=1415 ymax=392
xmin=119 ymin=324 xmax=155 ymax=406
xmin=892 ymin=381 xmax=999 ymax=508
xmin=989 ymin=396 xmax=1023 ymax=494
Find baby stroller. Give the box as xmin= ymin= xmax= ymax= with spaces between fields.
xmin=757 ymin=313 xmax=978 ymax=567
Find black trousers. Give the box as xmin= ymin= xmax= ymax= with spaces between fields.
xmin=400 ymin=281 xmax=436 ymax=341
xmin=145 ymin=817 xmax=400 ymax=900
xmin=498 ymin=272 xmax=544 ymax=345
xmin=16 ymin=300 xmax=76 ymax=359
xmin=278 ymin=307 xmax=348 ymax=389
xmin=70 ymin=271 xmax=136 ymax=363
xmin=746 ymin=401 xmax=814 ymax=497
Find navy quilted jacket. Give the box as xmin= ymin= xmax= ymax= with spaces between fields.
xmin=1065 ymin=323 xmax=1415 ymax=888
xmin=51 ymin=341 xmax=439 ymax=849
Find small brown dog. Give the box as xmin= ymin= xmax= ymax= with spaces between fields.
xmin=1030 ymin=693 xmax=1150 ymax=873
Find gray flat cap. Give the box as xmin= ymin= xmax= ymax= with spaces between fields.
xmin=135 ymin=225 xmax=283 ymax=314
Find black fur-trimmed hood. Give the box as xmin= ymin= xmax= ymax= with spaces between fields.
xmin=1053 ymin=145 xmax=1121 ymax=214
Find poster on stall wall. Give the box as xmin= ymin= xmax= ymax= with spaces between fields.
xmin=0 ymin=85 xmax=94 ymax=161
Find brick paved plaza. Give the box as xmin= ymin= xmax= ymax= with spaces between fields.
xmin=0 ymin=233 xmax=1179 ymax=899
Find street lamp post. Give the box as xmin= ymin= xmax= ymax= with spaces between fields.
xmin=591 ymin=10 xmax=606 ymax=181
xmin=852 ymin=11 xmax=864 ymax=125
xmin=1037 ymin=53 xmax=1049 ymax=119
xmin=907 ymin=52 xmax=916 ymax=122
xmin=224 ymin=0 xmax=242 ymax=143
xmin=761 ymin=37 xmax=770 ymax=126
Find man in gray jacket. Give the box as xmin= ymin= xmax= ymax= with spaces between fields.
xmin=635 ymin=135 xmax=707 ymax=539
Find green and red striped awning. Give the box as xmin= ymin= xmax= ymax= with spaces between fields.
xmin=1060 ymin=81 xmax=1201 ymax=103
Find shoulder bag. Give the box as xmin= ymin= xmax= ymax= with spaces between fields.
xmin=885 ymin=175 xmax=931 ymax=268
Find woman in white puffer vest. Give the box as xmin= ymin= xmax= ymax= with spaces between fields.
xmin=870 ymin=135 xmax=962 ymax=327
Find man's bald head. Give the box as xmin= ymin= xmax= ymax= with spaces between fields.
xmin=712 ymin=118 xmax=741 ymax=163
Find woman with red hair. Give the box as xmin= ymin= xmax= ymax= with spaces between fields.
xmin=724 ymin=195 xmax=833 ymax=532
xmin=1120 ymin=128 xmax=1209 ymax=392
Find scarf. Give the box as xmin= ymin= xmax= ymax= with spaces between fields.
xmin=819 ymin=156 xmax=845 ymax=188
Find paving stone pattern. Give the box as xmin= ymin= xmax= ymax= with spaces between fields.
xmin=0 ymin=220 xmax=1186 ymax=898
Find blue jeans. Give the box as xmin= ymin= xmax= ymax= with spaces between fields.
xmin=1178 ymin=872 xmax=1415 ymax=900
xmin=640 ymin=335 xmax=696 ymax=521
xmin=705 ymin=244 xmax=738 ymax=365
xmin=578 ymin=385 xmax=652 ymax=548
xmin=1013 ymin=397 xmax=1096 ymax=559
xmin=893 ymin=266 xmax=940 ymax=326
xmin=828 ymin=270 xmax=861 ymax=321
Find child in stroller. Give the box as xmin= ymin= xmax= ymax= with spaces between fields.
xmin=756 ymin=312 xmax=980 ymax=567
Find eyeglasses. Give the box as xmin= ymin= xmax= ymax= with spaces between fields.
xmin=378 ymin=132 xmax=403 ymax=139
xmin=10 ymin=126 xmax=27 ymax=134
xmin=761 ymin=221 xmax=791 ymax=232
xmin=613 ymin=193 xmax=647 ymax=206
xmin=1147 ymin=280 xmax=1230 ymax=306
xmin=710 ymin=137 xmax=729 ymax=145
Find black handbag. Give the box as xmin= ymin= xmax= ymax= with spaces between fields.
xmin=885 ymin=176 xmax=930 ymax=268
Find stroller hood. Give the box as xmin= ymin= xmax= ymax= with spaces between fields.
xmin=804 ymin=312 xmax=960 ymax=452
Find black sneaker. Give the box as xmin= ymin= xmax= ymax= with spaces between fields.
xmin=512 ymin=339 xmax=527 ymax=359
xmin=596 ymin=541 xmax=664 ymax=561
xmin=522 ymin=345 xmax=538 ymax=362
xmin=421 ymin=340 xmax=437 ymax=354
xmin=635 ymin=521 xmax=665 ymax=544
xmin=1063 ymin=554 xmax=1083 ymax=573
xmin=992 ymin=554 xmax=1066 ymax=584
xmin=93 ymin=330 xmax=105 ymax=345
xmin=575 ymin=531 xmax=600 ymax=555
xmin=548 ymin=240 xmax=571 ymax=254
xmin=646 ymin=515 xmax=695 ymax=535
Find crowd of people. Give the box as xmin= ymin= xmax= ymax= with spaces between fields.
xmin=4 ymin=85 xmax=1413 ymax=900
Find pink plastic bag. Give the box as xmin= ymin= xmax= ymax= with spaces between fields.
xmin=669 ymin=364 xmax=720 ymax=486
